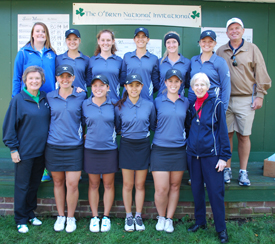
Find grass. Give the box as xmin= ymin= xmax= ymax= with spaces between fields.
xmin=0 ymin=215 xmax=275 ymax=244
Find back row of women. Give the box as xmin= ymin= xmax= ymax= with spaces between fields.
xmin=3 ymin=22 xmax=231 ymax=243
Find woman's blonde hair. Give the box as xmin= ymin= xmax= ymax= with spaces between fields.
xmin=94 ymin=30 xmax=117 ymax=56
xmin=160 ymin=31 xmax=180 ymax=64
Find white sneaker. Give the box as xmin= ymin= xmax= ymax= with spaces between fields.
xmin=134 ymin=216 xmax=145 ymax=231
xmin=29 ymin=217 xmax=42 ymax=226
xmin=164 ymin=218 xmax=174 ymax=233
xmin=17 ymin=224 xmax=29 ymax=233
xmin=101 ymin=216 xmax=111 ymax=232
xmin=156 ymin=216 xmax=166 ymax=231
xmin=124 ymin=216 xmax=134 ymax=232
xmin=90 ymin=216 xmax=100 ymax=232
xmin=66 ymin=217 xmax=77 ymax=233
xmin=54 ymin=216 xmax=66 ymax=232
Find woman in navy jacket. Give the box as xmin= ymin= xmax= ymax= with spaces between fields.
xmin=158 ymin=31 xmax=190 ymax=97
xmin=12 ymin=22 xmax=56 ymax=97
xmin=3 ymin=66 xmax=50 ymax=233
xmin=186 ymin=72 xmax=231 ymax=243
xmin=88 ymin=30 xmax=123 ymax=102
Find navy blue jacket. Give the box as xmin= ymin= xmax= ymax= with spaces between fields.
xmin=186 ymin=95 xmax=231 ymax=161
xmin=2 ymin=91 xmax=50 ymax=160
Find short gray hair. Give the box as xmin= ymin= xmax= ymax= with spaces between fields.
xmin=22 ymin=66 xmax=45 ymax=85
xmin=190 ymin=72 xmax=210 ymax=88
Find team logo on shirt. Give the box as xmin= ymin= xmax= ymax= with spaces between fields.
xmin=44 ymin=102 xmax=50 ymax=109
xmin=46 ymin=53 xmax=53 ymax=59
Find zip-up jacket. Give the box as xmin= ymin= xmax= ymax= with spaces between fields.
xmin=12 ymin=43 xmax=56 ymax=97
xmin=186 ymin=95 xmax=231 ymax=161
xmin=2 ymin=90 xmax=50 ymax=160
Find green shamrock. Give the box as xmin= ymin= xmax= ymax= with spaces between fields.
xmin=191 ymin=10 xmax=200 ymax=19
xmin=76 ymin=8 xmax=85 ymax=17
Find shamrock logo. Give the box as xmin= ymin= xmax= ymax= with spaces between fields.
xmin=191 ymin=10 xmax=200 ymax=19
xmin=76 ymin=8 xmax=85 ymax=17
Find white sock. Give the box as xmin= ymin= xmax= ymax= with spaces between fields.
xmin=239 ymin=169 xmax=247 ymax=173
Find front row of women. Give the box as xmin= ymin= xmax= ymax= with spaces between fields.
xmin=3 ymin=65 xmax=230 ymax=243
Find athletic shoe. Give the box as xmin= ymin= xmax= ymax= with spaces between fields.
xmin=124 ymin=216 xmax=134 ymax=232
xmin=54 ymin=216 xmax=66 ymax=232
xmin=41 ymin=169 xmax=51 ymax=182
xmin=134 ymin=216 xmax=145 ymax=231
xmin=238 ymin=171 xmax=251 ymax=186
xmin=164 ymin=218 xmax=174 ymax=233
xmin=90 ymin=216 xmax=100 ymax=232
xmin=66 ymin=217 xmax=76 ymax=233
xmin=101 ymin=216 xmax=111 ymax=232
xmin=29 ymin=217 xmax=42 ymax=226
xmin=17 ymin=224 xmax=29 ymax=233
xmin=156 ymin=216 xmax=165 ymax=231
xmin=224 ymin=168 xmax=232 ymax=184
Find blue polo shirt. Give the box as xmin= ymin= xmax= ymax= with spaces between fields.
xmin=121 ymin=50 xmax=160 ymax=101
xmin=158 ymin=54 xmax=191 ymax=97
xmin=82 ymin=96 xmax=117 ymax=150
xmin=56 ymin=51 xmax=90 ymax=91
xmin=47 ymin=87 xmax=86 ymax=146
xmin=115 ymin=97 xmax=156 ymax=139
xmin=87 ymin=54 xmax=123 ymax=101
xmin=153 ymin=93 xmax=189 ymax=147
xmin=188 ymin=52 xmax=231 ymax=111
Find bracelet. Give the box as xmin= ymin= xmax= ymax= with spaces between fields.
xmin=11 ymin=150 xmax=18 ymax=153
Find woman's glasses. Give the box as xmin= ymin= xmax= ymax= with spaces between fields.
xmin=231 ymin=55 xmax=238 ymax=66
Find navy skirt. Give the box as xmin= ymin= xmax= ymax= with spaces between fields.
xmin=84 ymin=148 xmax=119 ymax=174
xmin=45 ymin=143 xmax=83 ymax=172
xmin=150 ymin=144 xmax=187 ymax=171
xmin=119 ymin=137 xmax=150 ymax=170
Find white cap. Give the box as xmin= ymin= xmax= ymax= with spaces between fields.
xmin=226 ymin=17 xmax=244 ymax=29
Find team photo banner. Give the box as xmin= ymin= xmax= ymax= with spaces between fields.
xmin=73 ymin=3 xmax=201 ymax=28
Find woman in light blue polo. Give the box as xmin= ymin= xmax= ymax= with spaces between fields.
xmin=45 ymin=64 xmax=86 ymax=233
xmin=88 ymin=29 xmax=122 ymax=101
xmin=151 ymin=69 xmax=189 ymax=233
xmin=121 ymin=27 xmax=160 ymax=101
xmin=115 ymin=73 xmax=156 ymax=232
xmin=188 ymin=30 xmax=230 ymax=111
xmin=82 ymin=74 xmax=118 ymax=233
xmin=158 ymin=31 xmax=190 ymax=97
xmin=56 ymin=29 xmax=89 ymax=91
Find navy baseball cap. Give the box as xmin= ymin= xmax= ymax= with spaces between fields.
xmin=56 ymin=64 xmax=74 ymax=76
xmin=165 ymin=69 xmax=183 ymax=81
xmin=91 ymin=74 xmax=109 ymax=85
xmin=134 ymin=27 xmax=149 ymax=38
xmin=125 ymin=73 xmax=143 ymax=85
xmin=65 ymin=28 xmax=81 ymax=38
xmin=199 ymin=30 xmax=216 ymax=41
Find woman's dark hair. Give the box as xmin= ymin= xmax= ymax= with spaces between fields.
xmin=94 ymin=29 xmax=117 ymax=56
xmin=114 ymin=90 xmax=128 ymax=110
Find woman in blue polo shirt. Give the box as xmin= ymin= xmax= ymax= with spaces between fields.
xmin=3 ymin=66 xmax=50 ymax=233
xmin=12 ymin=22 xmax=56 ymax=97
xmin=115 ymin=73 xmax=156 ymax=232
xmin=121 ymin=27 xmax=160 ymax=101
xmin=151 ymin=69 xmax=189 ymax=233
xmin=45 ymin=64 xmax=86 ymax=233
xmin=158 ymin=31 xmax=190 ymax=97
xmin=188 ymin=30 xmax=230 ymax=110
xmin=88 ymin=30 xmax=122 ymax=101
xmin=82 ymin=74 xmax=118 ymax=233
xmin=56 ymin=29 xmax=89 ymax=91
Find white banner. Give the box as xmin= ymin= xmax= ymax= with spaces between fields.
xmin=73 ymin=3 xmax=201 ymax=28
xmin=18 ymin=14 xmax=69 ymax=55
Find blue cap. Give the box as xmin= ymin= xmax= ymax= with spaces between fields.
xmin=199 ymin=30 xmax=216 ymax=41
xmin=134 ymin=27 xmax=149 ymax=38
xmin=165 ymin=69 xmax=183 ymax=81
xmin=56 ymin=64 xmax=74 ymax=76
xmin=91 ymin=74 xmax=109 ymax=85
xmin=125 ymin=73 xmax=143 ymax=85
xmin=65 ymin=29 xmax=81 ymax=38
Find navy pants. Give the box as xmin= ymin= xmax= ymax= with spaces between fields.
xmin=187 ymin=155 xmax=226 ymax=232
xmin=14 ymin=155 xmax=44 ymax=225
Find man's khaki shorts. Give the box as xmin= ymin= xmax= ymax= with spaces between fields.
xmin=226 ymin=96 xmax=255 ymax=136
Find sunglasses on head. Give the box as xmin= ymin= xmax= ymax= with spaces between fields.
xmin=231 ymin=55 xmax=238 ymax=67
